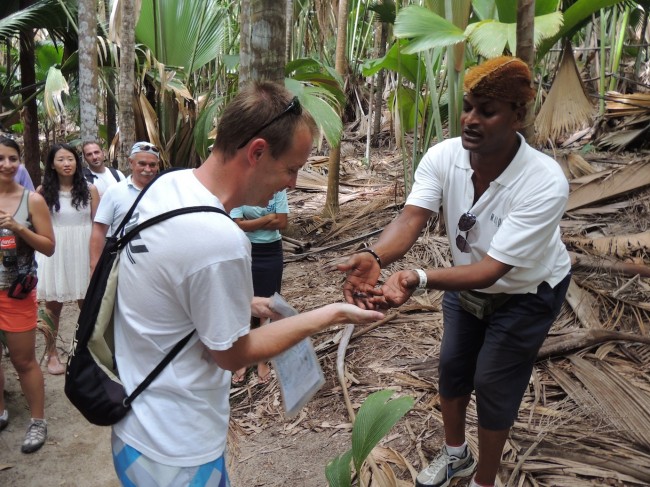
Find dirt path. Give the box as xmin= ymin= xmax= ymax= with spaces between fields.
xmin=0 ymin=304 xmax=117 ymax=487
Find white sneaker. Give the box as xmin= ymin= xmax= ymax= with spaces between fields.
xmin=415 ymin=445 xmax=477 ymax=487
xmin=21 ymin=419 xmax=47 ymax=453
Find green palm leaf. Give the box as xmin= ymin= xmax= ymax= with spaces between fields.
xmin=466 ymin=12 xmax=563 ymax=58
xmin=136 ymin=0 xmax=228 ymax=74
xmin=285 ymin=78 xmax=343 ymax=148
xmin=0 ymin=0 xmax=76 ymax=43
xmin=350 ymin=390 xmax=414 ymax=474
xmin=394 ymin=6 xmax=465 ymax=54
xmin=537 ymin=0 xmax=628 ymax=59
xmin=325 ymin=450 xmax=353 ymax=487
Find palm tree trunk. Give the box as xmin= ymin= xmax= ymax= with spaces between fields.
xmin=325 ymin=0 xmax=349 ymax=216
xmin=19 ymin=0 xmax=40 ymax=185
xmin=516 ymin=0 xmax=535 ymax=141
xmin=372 ymin=22 xmax=388 ymax=146
xmin=117 ymin=0 xmax=136 ymax=169
xmin=104 ymin=0 xmax=117 ymax=152
xmin=239 ymin=0 xmax=286 ymax=86
xmin=78 ymin=0 xmax=99 ymax=143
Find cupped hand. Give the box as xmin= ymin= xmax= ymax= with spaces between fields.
xmin=370 ymin=270 xmax=418 ymax=308
xmin=336 ymin=253 xmax=383 ymax=308
xmin=330 ymin=302 xmax=384 ymax=324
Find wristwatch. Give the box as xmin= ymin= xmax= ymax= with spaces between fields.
xmin=412 ymin=269 xmax=427 ymax=296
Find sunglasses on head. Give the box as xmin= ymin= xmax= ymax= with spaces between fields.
xmin=237 ymin=97 xmax=302 ymax=150
xmin=131 ymin=143 xmax=160 ymax=155
xmin=455 ymin=211 xmax=477 ymax=253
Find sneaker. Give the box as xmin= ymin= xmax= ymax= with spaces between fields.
xmin=415 ymin=445 xmax=477 ymax=487
xmin=0 ymin=409 xmax=8 ymax=431
xmin=21 ymin=419 xmax=47 ymax=453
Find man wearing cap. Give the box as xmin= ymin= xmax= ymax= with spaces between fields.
xmin=338 ymin=56 xmax=571 ymax=487
xmin=89 ymin=141 xmax=160 ymax=273
xmin=82 ymin=141 xmax=125 ymax=196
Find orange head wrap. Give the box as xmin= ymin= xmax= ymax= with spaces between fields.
xmin=464 ymin=56 xmax=535 ymax=105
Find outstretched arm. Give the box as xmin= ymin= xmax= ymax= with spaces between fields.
xmin=337 ymin=204 xmax=433 ymax=308
xmin=210 ymin=303 xmax=384 ymax=371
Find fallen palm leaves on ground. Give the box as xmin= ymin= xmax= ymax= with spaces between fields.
xmin=229 ymin=145 xmax=649 ymax=486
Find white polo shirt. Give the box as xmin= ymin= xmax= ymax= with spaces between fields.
xmin=407 ymin=135 xmax=571 ymax=294
xmin=94 ymin=176 xmax=141 ymax=235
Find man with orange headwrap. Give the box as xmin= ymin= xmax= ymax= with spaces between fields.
xmin=337 ymin=57 xmax=571 ymax=487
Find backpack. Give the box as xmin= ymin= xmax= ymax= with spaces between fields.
xmin=83 ymin=166 xmax=121 ymax=184
xmin=65 ymin=170 xmax=229 ymax=426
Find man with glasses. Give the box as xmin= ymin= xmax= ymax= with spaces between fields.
xmin=81 ymin=141 xmax=125 ymax=196
xmin=338 ymin=57 xmax=571 ymax=487
xmin=109 ymin=82 xmax=383 ymax=487
xmin=89 ymin=141 xmax=160 ymax=273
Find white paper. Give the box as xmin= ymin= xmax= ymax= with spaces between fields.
xmin=269 ymin=293 xmax=325 ymax=418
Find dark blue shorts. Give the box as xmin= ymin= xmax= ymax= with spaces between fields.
xmin=438 ymin=274 xmax=570 ymax=430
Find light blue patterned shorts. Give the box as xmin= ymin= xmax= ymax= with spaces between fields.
xmin=112 ymin=431 xmax=230 ymax=487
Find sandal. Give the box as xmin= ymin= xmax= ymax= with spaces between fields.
xmin=231 ymin=369 xmax=247 ymax=386
xmin=22 ymin=419 xmax=47 ymax=454
xmin=46 ymin=355 xmax=66 ymax=375
xmin=257 ymin=364 xmax=272 ymax=385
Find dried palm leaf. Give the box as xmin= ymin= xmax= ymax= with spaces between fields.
xmin=535 ymin=42 xmax=595 ymax=144
xmin=566 ymin=160 xmax=650 ymax=211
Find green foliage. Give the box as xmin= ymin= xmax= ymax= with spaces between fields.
xmin=325 ymin=451 xmax=353 ymax=487
xmin=394 ymin=6 xmax=465 ymax=54
xmin=136 ymin=0 xmax=229 ymax=75
xmin=537 ymin=0 xmax=629 ymax=59
xmin=361 ymin=39 xmax=426 ymax=85
xmin=396 ymin=5 xmax=562 ymax=58
xmin=325 ymin=390 xmax=414 ymax=486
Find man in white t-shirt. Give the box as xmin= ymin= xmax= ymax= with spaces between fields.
xmin=110 ymin=82 xmax=384 ymax=487
xmin=88 ymin=141 xmax=160 ymax=273
xmin=338 ymin=57 xmax=571 ymax=487
xmin=81 ymin=141 xmax=125 ymax=196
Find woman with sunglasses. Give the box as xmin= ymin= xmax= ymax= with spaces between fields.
xmin=37 ymin=143 xmax=99 ymax=375
xmin=229 ymin=190 xmax=289 ymax=386
xmin=338 ymin=57 xmax=571 ymax=487
xmin=0 ymin=136 xmax=55 ymax=453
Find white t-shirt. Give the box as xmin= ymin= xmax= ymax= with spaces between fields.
xmin=407 ymin=135 xmax=571 ymax=294
xmin=94 ymin=176 xmax=141 ymax=235
xmin=87 ymin=166 xmax=125 ymax=196
xmin=112 ymin=169 xmax=253 ymax=466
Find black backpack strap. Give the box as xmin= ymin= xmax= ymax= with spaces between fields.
xmin=117 ymin=205 xmax=228 ymax=248
xmin=123 ymin=330 xmax=195 ymax=407
xmin=83 ymin=167 xmax=96 ymax=184
xmin=112 ymin=167 xmax=186 ymax=238
xmin=108 ymin=166 xmax=121 ymax=182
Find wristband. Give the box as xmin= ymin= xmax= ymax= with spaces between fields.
xmin=356 ymin=248 xmax=382 ymax=268
xmin=414 ymin=269 xmax=427 ymax=289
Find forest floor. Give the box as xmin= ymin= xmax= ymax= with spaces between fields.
xmin=1 ymin=140 xmax=648 ymax=487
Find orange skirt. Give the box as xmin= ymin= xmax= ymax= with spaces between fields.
xmin=0 ymin=289 xmax=38 ymax=332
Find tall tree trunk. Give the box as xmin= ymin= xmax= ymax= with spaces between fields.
xmin=324 ymin=0 xmax=349 ymax=216
xmin=516 ymin=0 xmax=535 ymax=142
xmin=117 ymin=0 xmax=136 ymax=169
xmin=19 ymin=0 xmax=40 ymax=185
xmin=79 ymin=0 xmax=99 ymax=143
xmin=239 ymin=0 xmax=286 ymax=86
xmin=104 ymin=0 xmax=117 ymax=152
xmin=372 ymin=22 xmax=388 ymax=146
xmin=286 ymin=0 xmax=293 ymax=62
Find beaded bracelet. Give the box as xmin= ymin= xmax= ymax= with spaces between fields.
xmin=356 ymin=248 xmax=382 ymax=268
